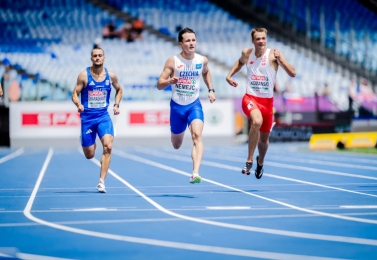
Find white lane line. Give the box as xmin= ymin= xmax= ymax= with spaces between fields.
xmin=72 ymin=208 xmax=118 ymax=212
xmin=125 ymin=149 xmax=377 ymax=224
xmin=266 ymin=155 xmax=377 ymax=171
xmin=265 ymin=174 xmax=377 ymax=198
xmin=5 ymin=211 xmax=377 ymax=228
xmin=205 ymin=147 xmax=377 ymax=165
xmin=0 ymin=148 xmax=24 ymax=164
xmin=17 ymin=252 xmax=74 ymax=260
xmin=112 ymin=149 xmax=377 ymax=245
xmin=266 ymin=161 xmax=377 ymax=181
xmin=139 ymin=147 xmax=377 ymax=181
xmin=22 ymin=149 xmax=341 ymax=259
xmin=340 ymin=205 xmax=377 ymax=209
xmin=135 ymin=148 xmax=377 ymax=198
xmin=206 ymin=206 xmax=251 ymax=210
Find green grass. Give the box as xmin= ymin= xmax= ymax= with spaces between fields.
xmin=337 ymin=147 xmax=377 ymax=155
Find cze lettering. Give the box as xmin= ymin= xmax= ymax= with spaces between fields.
xmin=179 ymin=71 xmax=199 ymax=77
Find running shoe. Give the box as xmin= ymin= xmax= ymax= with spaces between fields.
xmin=96 ymin=182 xmax=107 ymax=193
xmin=255 ymin=155 xmax=264 ymax=179
xmin=242 ymin=162 xmax=253 ymax=175
xmin=190 ymin=174 xmax=202 ymax=184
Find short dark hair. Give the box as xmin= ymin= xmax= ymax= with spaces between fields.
xmin=178 ymin=27 xmax=196 ymax=42
xmin=91 ymin=47 xmax=105 ymax=56
xmin=251 ymin=28 xmax=268 ymax=40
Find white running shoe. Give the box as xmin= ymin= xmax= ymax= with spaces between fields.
xmin=96 ymin=182 xmax=106 ymax=193
xmin=189 ymin=174 xmax=202 ymax=184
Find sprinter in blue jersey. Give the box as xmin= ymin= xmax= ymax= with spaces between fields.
xmin=157 ymin=28 xmax=216 ymax=184
xmin=72 ymin=47 xmax=123 ymax=193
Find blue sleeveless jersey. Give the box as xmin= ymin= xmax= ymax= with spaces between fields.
xmin=81 ymin=67 xmax=111 ymax=121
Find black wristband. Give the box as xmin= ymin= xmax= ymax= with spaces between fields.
xmin=114 ymin=103 xmax=119 ymax=108
xmin=208 ymin=89 xmax=215 ymax=93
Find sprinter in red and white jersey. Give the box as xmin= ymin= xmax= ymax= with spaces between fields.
xmin=226 ymin=28 xmax=296 ymax=179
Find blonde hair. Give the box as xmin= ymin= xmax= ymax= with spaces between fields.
xmin=251 ymin=28 xmax=268 ymax=40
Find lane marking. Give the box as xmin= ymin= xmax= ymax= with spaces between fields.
xmin=204 ymin=147 xmax=377 ymax=165
xmin=112 ymin=149 xmax=377 ymax=245
xmin=72 ymin=208 xmax=118 ymax=212
xmin=135 ymin=148 xmax=377 ymax=198
xmin=4 ymin=181 xmax=376 ymax=191
xmin=266 ymin=155 xmax=377 ymax=170
xmin=340 ymin=205 xmax=377 ymax=209
xmin=0 ymin=148 xmax=24 ymax=164
xmin=5 ymin=211 xmax=377 ymax=228
xmin=206 ymin=206 xmax=251 ymax=210
xmin=21 ymin=148 xmax=342 ymax=259
xmin=17 ymin=252 xmax=74 ymax=260
xmin=141 ymin=147 xmax=377 ymax=181
xmin=6 ymin=205 xmax=377 ymax=214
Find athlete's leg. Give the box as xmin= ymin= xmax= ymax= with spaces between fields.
xmin=247 ymin=109 xmax=263 ymax=162
xmin=81 ymin=120 xmax=97 ymax=159
xmin=188 ymin=119 xmax=204 ymax=174
xmin=95 ymin=115 xmax=114 ymax=192
xmin=257 ymin=132 xmax=270 ymax=165
xmin=82 ymin=144 xmax=96 ymax=159
xmin=171 ymin=132 xmax=185 ymax=149
xmin=99 ymin=134 xmax=113 ymax=181
xmin=170 ymin=103 xmax=187 ymax=149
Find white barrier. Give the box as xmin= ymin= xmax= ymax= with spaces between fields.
xmin=10 ymin=100 xmax=234 ymax=146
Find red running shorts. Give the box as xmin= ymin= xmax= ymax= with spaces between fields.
xmin=242 ymin=94 xmax=274 ymax=133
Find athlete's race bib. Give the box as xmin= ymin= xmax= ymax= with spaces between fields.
xmin=250 ymin=75 xmax=269 ymax=94
xmin=88 ymin=89 xmax=107 ymax=108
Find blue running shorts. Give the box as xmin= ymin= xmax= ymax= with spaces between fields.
xmin=170 ymin=98 xmax=204 ymax=134
xmin=80 ymin=114 xmax=114 ymax=147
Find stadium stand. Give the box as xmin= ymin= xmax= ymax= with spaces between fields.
xmin=1 ymin=0 xmax=376 ymax=114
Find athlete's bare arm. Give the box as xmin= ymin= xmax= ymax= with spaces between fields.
xmin=157 ymin=57 xmax=178 ymax=90
xmin=72 ymin=71 xmax=87 ymax=113
xmin=0 ymin=83 xmax=3 ymax=97
xmin=226 ymin=48 xmax=251 ymax=87
xmin=201 ymin=56 xmax=216 ymax=103
xmin=109 ymin=71 xmax=123 ymax=115
xmin=271 ymin=49 xmax=296 ymax=77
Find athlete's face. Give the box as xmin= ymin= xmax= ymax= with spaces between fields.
xmin=91 ymin=49 xmax=105 ymax=66
xmin=180 ymin=33 xmax=196 ymax=53
xmin=252 ymin=32 xmax=267 ymax=51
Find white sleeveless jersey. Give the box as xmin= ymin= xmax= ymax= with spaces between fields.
xmin=246 ymin=48 xmax=277 ymax=98
xmin=172 ymin=53 xmax=204 ymax=105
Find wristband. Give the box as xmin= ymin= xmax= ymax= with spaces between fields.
xmin=114 ymin=103 xmax=119 ymax=108
xmin=208 ymin=89 xmax=215 ymax=93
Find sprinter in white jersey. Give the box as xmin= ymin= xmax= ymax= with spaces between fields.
xmin=226 ymin=28 xmax=296 ymax=179
xmin=157 ymin=27 xmax=216 ymax=184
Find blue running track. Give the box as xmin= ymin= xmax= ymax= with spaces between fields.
xmin=1 ymin=143 xmax=377 ymax=259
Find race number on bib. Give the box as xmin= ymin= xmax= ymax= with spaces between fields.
xmin=88 ymin=90 xmax=107 ymax=108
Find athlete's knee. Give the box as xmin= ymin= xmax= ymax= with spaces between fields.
xmin=250 ymin=118 xmax=262 ymax=129
xmin=172 ymin=140 xmax=182 ymax=149
xmin=103 ymin=142 xmax=112 ymax=154
xmin=84 ymin=152 xmax=95 ymax=159
xmin=259 ymin=138 xmax=269 ymax=145
xmin=259 ymin=132 xmax=270 ymax=145
xmin=191 ymin=131 xmax=202 ymax=144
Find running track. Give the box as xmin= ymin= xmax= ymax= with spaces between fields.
xmin=1 ymin=143 xmax=377 ymax=259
